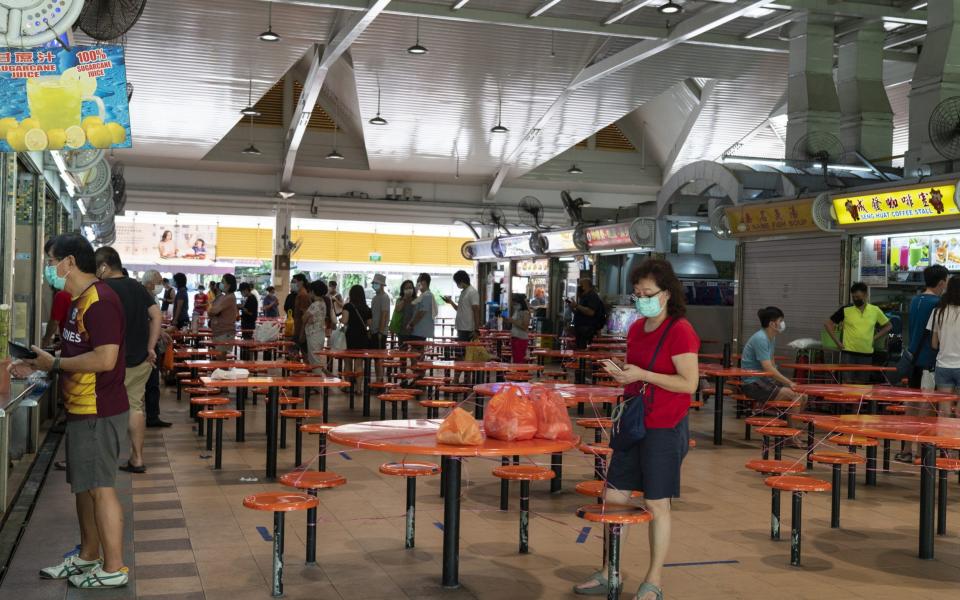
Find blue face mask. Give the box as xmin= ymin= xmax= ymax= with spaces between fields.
xmin=372 ymin=283 xmax=381 ymax=292
xmin=634 ymin=292 xmax=664 ymax=318
xmin=45 ymin=263 xmax=66 ymax=290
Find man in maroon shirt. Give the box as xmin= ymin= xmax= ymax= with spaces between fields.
xmin=11 ymin=234 xmax=130 ymax=589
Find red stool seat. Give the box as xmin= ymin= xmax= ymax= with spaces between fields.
xmin=198 ymin=409 xmax=242 ymax=419
xmin=279 ymin=471 xmax=347 ymax=489
xmin=579 ymin=442 xmax=612 ymax=457
xmin=279 ymin=408 xmax=323 ymax=419
xmin=301 ymin=423 xmax=337 ymax=435
xmin=420 ymin=400 xmax=456 ymax=408
xmin=379 ymin=393 xmax=414 ymax=402
xmin=912 ymin=457 xmax=960 ymax=471
xmin=745 ymin=417 xmax=788 ymax=428
xmin=492 ymin=465 xmax=555 ymax=481
xmin=756 ymin=426 xmax=801 ymax=438
xmin=884 ymin=404 xmax=907 ymax=414
xmin=243 ymin=491 xmax=318 ymax=512
xmin=370 ymin=382 xmax=399 ymax=390
xmin=392 ymin=373 xmax=419 ymax=381
xmin=764 ymin=475 xmax=831 ymax=493
xmin=811 ymin=452 xmax=865 ymax=465
xmin=829 ymin=434 xmax=878 ymax=448
xmin=745 ymin=459 xmax=806 ymax=474
xmin=190 ymin=397 xmax=230 ymax=406
xmin=574 ymin=480 xmax=642 ymax=498
xmin=275 ymin=397 xmax=303 ymax=405
xmin=576 ymin=504 xmax=652 ymax=524
xmin=379 ymin=461 xmax=440 ymax=477
xmin=438 ymin=385 xmax=472 ymax=394
xmin=577 ymin=418 xmax=612 ymax=429
xmin=186 ymin=386 xmax=220 ymax=395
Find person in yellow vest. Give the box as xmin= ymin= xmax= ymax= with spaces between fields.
xmin=823 ymin=282 xmax=892 ymax=383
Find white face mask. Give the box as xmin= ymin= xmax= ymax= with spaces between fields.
xmin=403 ymin=288 xmax=413 ymax=297
xmin=777 ymin=320 xmax=786 ymax=333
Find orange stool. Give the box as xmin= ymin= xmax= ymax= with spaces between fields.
xmin=369 ymin=382 xmax=398 ymax=412
xmin=574 ymin=480 xmax=643 ymax=501
xmin=579 ymin=442 xmax=612 ymax=480
xmin=883 ymin=403 xmax=907 ymax=414
xmin=577 ymin=418 xmax=612 ymax=443
xmin=189 ymin=396 xmax=230 ymax=436
xmin=764 ymin=476 xmax=830 ymax=566
xmin=438 ymin=385 xmax=471 ymax=405
xmin=279 ymin=408 xmax=323 ymax=465
xmin=492 ymin=465 xmax=555 ymax=553
xmin=830 ymin=434 xmax=879 ymax=491
xmin=505 ymin=372 xmax=531 ymax=383
xmin=420 ymin=399 xmax=456 ymax=419
xmin=300 ymin=423 xmax=337 ymax=471
xmin=198 ymin=409 xmax=242 ymax=469
xmin=575 ymin=504 xmax=653 ymax=598
xmin=757 ymin=426 xmax=801 ymax=460
xmin=744 ymin=416 xmax=787 ymax=441
xmin=379 ymin=392 xmax=415 ymax=420
xmin=380 ymin=461 xmax=441 ymax=548
xmin=746 ymin=459 xmax=806 ymax=540
xmin=339 ymin=370 xmax=362 ymax=409
xmin=279 ymin=471 xmax=346 ymax=564
xmin=243 ymin=492 xmax=318 ymax=596
xmin=811 ymin=452 xmax=865 ymax=528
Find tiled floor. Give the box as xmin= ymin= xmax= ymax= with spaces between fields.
xmin=3 ymin=384 xmax=960 ymax=599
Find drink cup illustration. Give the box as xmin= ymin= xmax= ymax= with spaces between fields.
xmin=26 ymin=70 xmax=105 ymax=131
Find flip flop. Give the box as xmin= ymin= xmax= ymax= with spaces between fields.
xmin=572 ymin=570 xmax=608 ymax=596
xmin=636 ymin=582 xmax=664 ymax=600
xmin=894 ymin=451 xmax=913 ymax=463
xmin=119 ymin=462 xmax=146 ymax=474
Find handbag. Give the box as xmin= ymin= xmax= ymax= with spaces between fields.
xmin=329 ymin=328 xmax=347 ymax=351
xmin=896 ymin=328 xmax=929 ymax=381
xmin=389 ymin=307 xmax=404 ymax=335
xmin=609 ymin=318 xmax=677 ymax=451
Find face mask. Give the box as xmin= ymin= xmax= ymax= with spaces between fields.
xmin=403 ymin=288 xmax=413 ymax=297
xmin=853 ymin=298 xmax=865 ymax=307
xmin=777 ymin=320 xmax=787 ymax=333
xmin=635 ymin=293 xmax=664 ymax=318
xmin=45 ymin=264 xmax=66 ymax=290
xmin=291 ymin=282 xmax=300 ymax=292
xmin=372 ymin=283 xmax=381 ymax=292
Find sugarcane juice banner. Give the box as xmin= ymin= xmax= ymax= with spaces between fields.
xmin=0 ymin=45 xmax=131 ymax=152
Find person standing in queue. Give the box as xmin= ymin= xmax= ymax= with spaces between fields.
xmin=824 ymin=282 xmax=892 ymax=383
xmin=94 ymin=247 xmax=162 ymax=473
xmin=740 ymin=307 xmax=807 ymax=422
xmin=340 ymin=284 xmax=373 ymax=376
xmin=444 ymin=270 xmax=481 ymax=342
xmin=406 ymin=273 xmax=436 ymax=342
xmin=903 ymin=265 xmax=949 ymax=388
xmin=576 ymin=259 xmax=699 ymax=600
xmin=291 ymin=273 xmax=312 ymax=355
xmin=207 ymin=275 xmax=238 ymax=343
xmin=160 ymin=278 xmax=174 ymax=315
xmin=140 ymin=270 xmax=172 ymax=428
xmin=238 ymin=282 xmax=259 ymax=340
xmin=503 ymin=293 xmax=531 ymax=363
xmin=11 ymin=234 xmax=131 ymax=588
xmin=261 ymin=285 xmax=280 ymax=318
xmin=303 ymin=280 xmax=332 ymax=373
xmin=328 ymin=280 xmax=345 ymax=316
xmin=569 ymin=277 xmax=605 ymax=349
xmin=393 ymin=280 xmax=417 ymax=345
xmin=369 ymin=274 xmax=390 ymax=350
xmin=170 ymin=272 xmax=190 ymax=330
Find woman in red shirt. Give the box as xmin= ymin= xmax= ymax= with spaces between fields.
xmin=575 ymin=259 xmax=700 ymax=600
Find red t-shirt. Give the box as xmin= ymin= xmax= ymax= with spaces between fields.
xmin=50 ymin=290 xmax=72 ymax=325
xmin=193 ymin=292 xmax=209 ymax=315
xmin=624 ymin=317 xmax=700 ymax=429
xmin=60 ymin=281 xmax=128 ymax=419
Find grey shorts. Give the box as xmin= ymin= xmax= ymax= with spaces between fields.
xmin=66 ymin=412 xmax=129 ymax=494
xmin=606 ymin=416 xmax=689 ymax=500
xmin=741 ymin=379 xmax=783 ymax=403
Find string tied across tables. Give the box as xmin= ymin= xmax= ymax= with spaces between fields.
xmin=315 ymin=349 xmax=420 ymax=418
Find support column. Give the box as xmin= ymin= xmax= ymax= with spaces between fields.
xmin=273 ymin=207 xmax=292 ymax=297
xmin=837 ymin=22 xmax=893 ymax=164
xmin=906 ymin=0 xmax=960 ymax=175
xmin=784 ymin=12 xmax=841 ymax=158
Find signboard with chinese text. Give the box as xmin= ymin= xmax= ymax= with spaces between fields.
xmin=833 ymin=183 xmax=959 ymax=225
xmin=0 ymin=45 xmax=131 ymax=152
xmin=724 ymin=199 xmax=818 ymax=237
xmin=585 ymin=223 xmax=631 ymax=249
xmin=515 ymin=259 xmax=548 ymax=277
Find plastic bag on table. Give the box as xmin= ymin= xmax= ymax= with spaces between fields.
xmin=161 ymin=344 xmax=174 ymax=372
xmin=436 ymin=407 xmax=484 ymax=446
xmin=254 ymin=321 xmax=281 ymax=342
xmin=483 ymin=385 xmax=538 ymax=441
xmin=530 ymin=387 xmax=575 ymax=441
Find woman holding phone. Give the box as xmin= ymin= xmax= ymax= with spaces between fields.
xmin=573 ymin=259 xmax=699 ymax=600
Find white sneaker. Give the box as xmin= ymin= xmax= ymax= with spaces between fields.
xmin=39 ymin=555 xmax=102 ymax=580
xmin=68 ymin=565 xmax=129 ymax=588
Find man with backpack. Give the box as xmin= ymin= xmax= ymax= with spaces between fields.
xmin=569 ymin=277 xmax=606 ymax=349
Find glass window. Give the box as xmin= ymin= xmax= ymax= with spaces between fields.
xmin=13 ymin=159 xmax=38 ymax=345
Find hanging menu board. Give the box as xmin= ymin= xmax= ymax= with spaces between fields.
xmin=859 ymin=236 xmax=888 ymax=287
xmin=889 ymin=235 xmax=930 ymax=273
xmin=931 ymin=234 xmax=960 ymax=271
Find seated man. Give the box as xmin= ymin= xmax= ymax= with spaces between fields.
xmin=740 ymin=306 xmax=807 ymax=416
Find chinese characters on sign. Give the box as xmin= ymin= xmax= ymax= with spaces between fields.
xmin=724 ymin=199 xmax=818 ymax=236
xmin=585 ymin=223 xmax=631 ymax=249
xmin=833 ymin=184 xmax=959 ymax=225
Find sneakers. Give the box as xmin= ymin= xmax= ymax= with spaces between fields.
xmin=39 ymin=555 xmax=101 ymax=580
xmin=68 ymin=565 xmax=129 ymax=588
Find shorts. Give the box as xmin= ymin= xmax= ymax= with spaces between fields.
xmin=935 ymin=366 xmax=960 ymax=390
xmin=741 ymin=379 xmax=782 ymax=403
xmin=606 ymin=415 xmax=689 ymax=500
xmin=124 ymin=360 xmax=152 ymax=413
xmin=66 ymin=412 xmax=129 ymax=494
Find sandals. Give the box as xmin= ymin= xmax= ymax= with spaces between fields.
xmin=636 ymin=582 xmax=664 ymax=600
xmin=572 ymin=570 xmax=608 ymax=596
xmin=894 ymin=451 xmax=913 ymax=463
xmin=118 ymin=461 xmax=146 ymax=474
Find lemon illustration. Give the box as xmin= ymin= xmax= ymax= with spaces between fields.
xmin=82 ymin=116 xmax=104 ymax=131
xmin=0 ymin=117 xmax=17 ymax=138
xmin=61 ymin=68 xmax=98 ymax=96
xmin=65 ymin=126 xmax=86 ymax=148
xmin=47 ymin=128 xmax=67 ymax=150
xmin=106 ymin=122 xmax=127 ymax=145
xmin=6 ymin=128 xmax=26 ymax=151
xmin=20 ymin=117 xmax=41 ymax=130
xmin=24 ymin=128 xmax=48 ymax=151
xmin=86 ymin=124 xmax=113 ymax=148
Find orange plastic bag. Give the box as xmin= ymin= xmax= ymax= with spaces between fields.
xmin=483 ymin=385 xmax=538 ymax=441
xmin=436 ymin=407 xmax=484 ymax=446
xmin=162 ymin=345 xmax=174 ymax=372
xmin=531 ymin=387 xmax=575 ymax=441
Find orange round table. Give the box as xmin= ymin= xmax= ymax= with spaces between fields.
xmin=328 ymin=419 xmax=577 ymax=588
xmin=794 ymin=384 xmax=959 ymax=412
xmin=701 ymin=367 xmax=766 ymax=445
xmin=315 ymin=349 xmax=420 ymax=417
xmin=810 ymin=414 xmax=960 ymax=559
xmin=783 ymin=363 xmax=897 ymax=385
xmin=530 ymin=349 xmax=624 ymax=388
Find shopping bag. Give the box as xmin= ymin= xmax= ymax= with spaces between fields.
xmin=329 ymin=328 xmax=347 ymax=351
xmin=465 ymin=345 xmax=492 ymax=362
xmin=161 ymin=344 xmax=174 ymax=372
xmin=531 ymin=387 xmax=575 ymax=441
xmin=483 ymin=385 xmax=538 ymax=441
xmin=254 ymin=321 xmax=281 ymax=342
xmin=389 ymin=309 xmax=404 ymax=335
xmin=436 ymin=407 xmax=484 ymax=446
xmin=284 ymin=310 xmax=295 ymax=337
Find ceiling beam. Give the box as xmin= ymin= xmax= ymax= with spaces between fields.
xmin=604 ymin=0 xmax=658 ymax=26
xmin=742 ymin=10 xmax=797 ymax=39
xmin=486 ymin=0 xmax=779 ymax=200
xmin=770 ymin=0 xmax=925 ymax=21
xmin=450 ymin=0 xmax=471 ymax=9
xmin=529 ymin=0 xmax=564 ymax=18
xmin=280 ymin=0 xmax=392 ymax=190
xmin=663 ymin=80 xmax=716 ymax=178
xmin=884 ymin=25 xmax=926 ymax=49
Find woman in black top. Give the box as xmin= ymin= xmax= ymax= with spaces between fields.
xmin=238 ymin=282 xmax=259 ymax=339
xmin=340 ymin=284 xmax=372 ymax=349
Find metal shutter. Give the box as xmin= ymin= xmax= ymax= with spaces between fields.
xmin=739 ymin=236 xmax=843 ymax=351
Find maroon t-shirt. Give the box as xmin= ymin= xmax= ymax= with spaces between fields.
xmin=60 ymin=280 xmax=128 ymax=419
xmin=624 ymin=317 xmax=700 ymax=429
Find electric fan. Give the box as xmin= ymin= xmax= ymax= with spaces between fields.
xmin=518 ymin=196 xmax=544 ymax=230
xmin=0 ymin=0 xmax=85 ymax=47
xmin=928 ymin=96 xmax=960 ymax=160
xmin=77 ymin=0 xmax=147 ymax=41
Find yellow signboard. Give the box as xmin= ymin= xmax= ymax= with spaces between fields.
xmin=833 ymin=183 xmax=959 ymax=225
xmin=724 ymin=199 xmax=818 ymax=236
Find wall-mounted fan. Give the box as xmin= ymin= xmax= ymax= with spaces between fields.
xmin=561 ymin=190 xmax=589 ymax=226
xmin=572 ymin=224 xmax=589 ymax=252
xmin=709 ymin=206 xmax=733 ymax=240
xmin=63 ymin=149 xmax=105 ymax=173
xmin=529 ymin=232 xmax=547 ymax=254
xmin=76 ymin=158 xmax=112 ymax=198
xmin=77 ymin=0 xmax=148 ymax=41
xmin=480 ymin=206 xmax=511 ymax=235
xmin=0 ymin=0 xmax=84 ymax=47
xmin=790 ymin=131 xmax=844 ymax=166
xmin=928 ymin=96 xmax=960 ymax=160
xmin=110 ymin=159 xmax=126 ymax=213
xmin=518 ymin=196 xmax=544 ymax=230
xmin=811 ymin=193 xmax=841 ymax=232
xmin=628 ymin=218 xmax=657 ymax=247
xmin=279 ymin=228 xmax=302 ymax=255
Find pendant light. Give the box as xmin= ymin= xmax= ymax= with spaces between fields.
xmin=259 ymin=2 xmax=280 ymax=42
xmin=490 ymin=94 xmax=508 ymax=134
xmin=240 ymin=73 xmax=261 ymax=117
xmin=658 ymin=1 xmax=682 ymax=15
xmin=567 ymin=164 xmax=583 ymax=174
xmin=369 ymin=86 xmax=387 ymax=125
xmin=242 ymin=115 xmax=261 ymax=156
xmin=326 ymin=101 xmax=344 ymax=160
xmin=407 ymin=18 xmax=428 ymax=54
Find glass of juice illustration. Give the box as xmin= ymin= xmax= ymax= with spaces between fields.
xmin=25 ymin=69 xmax=104 ymax=131
xmin=899 ymin=245 xmax=909 ymax=271
xmin=909 ymin=244 xmax=922 ymax=269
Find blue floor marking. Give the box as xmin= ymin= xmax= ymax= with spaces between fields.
xmin=257 ymin=526 xmax=273 ymax=541
xmin=576 ymin=527 xmax=591 ymax=543
xmin=434 ymin=522 xmax=444 ymax=531
xmin=664 ymin=560 xmax=739 ymax=568
xmin=339 ymin=451 xmax=352 ymax=460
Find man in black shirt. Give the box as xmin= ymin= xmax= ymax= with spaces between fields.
xmin=95 ymin=247 xmax=163 ymax=473
xmin=569 ymin=277 xmax=605 ymax=350
xmin=239 ymin=283 xmax=259 ymax=339
xmin=171 ymin=272 xmax=190 ymax=329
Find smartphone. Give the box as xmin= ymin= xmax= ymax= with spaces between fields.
xmin=601 ymin=359 xmax=622 ymax=374
xmin=8 ymin=341 xmax=38 ymax=360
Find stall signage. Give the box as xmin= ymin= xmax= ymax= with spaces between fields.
xmin=543 ymin=229 xmax=578 ymax=253
xmin=515 ymin=259 xmax=548 ymax=276
xmin=724 ymin=199 xmax=818 ymax=236
xmin=833 ymin=184 xmax=959 ymax=225
xmin=0 ymin=45 xmax=131 ymax=152
xmin=496 ymin=235 xmax=535 ymax=258
xmin=859 ymin=236 xmax=888 ymax=286
xmin=585 ymin=223 xmax=631 ymax=249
